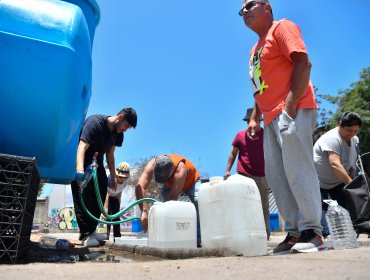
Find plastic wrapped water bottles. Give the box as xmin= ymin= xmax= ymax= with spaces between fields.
xmin=325 ymin=200 xmax=358 ymax=250
xmin=39 ymin=236 xmax=74 ymax=250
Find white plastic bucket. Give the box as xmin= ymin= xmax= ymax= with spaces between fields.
xmin=198 ymin=174 xmax=267 ymax=256
xmin=148 ymin=201 xmax=197 ymax=249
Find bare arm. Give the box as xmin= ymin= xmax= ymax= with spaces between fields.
xmin=225 ymin=146 xmax=239 ymax=178
xmin=135 ymin=158 xmax=155 ymax=210
xmin=106 ymin=146 xmax=117 ymax=191
xmin=169 ymin=161 xmax=187 ymax=200
xmin=328 ymin=151 xmax=352 ymax=185
xmin=76 ymin=141 xmax=90 ymax=173
xmin=284 ymin=52 xmax=312 ymax=119
xmin=135 ymin=158 xmax=155 ymax=230
xmin=104 ymin=193 xmax=109 ymax=211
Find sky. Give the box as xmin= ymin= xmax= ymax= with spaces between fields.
xmin=86 ymin=0 xmax=370 ymax=179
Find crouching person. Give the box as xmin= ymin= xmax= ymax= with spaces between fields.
xmin=135 ymin=154 xmax=202 ymax=247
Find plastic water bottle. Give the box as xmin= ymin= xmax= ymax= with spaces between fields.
xmin=325 ymin=200 xmax=358 ymax=250
xmin=39 ymin=236 xmax=74 ymax=250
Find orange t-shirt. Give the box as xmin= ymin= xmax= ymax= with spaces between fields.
xmin=165 ymin=154 xmax=200 ymax=190
xmin=249 ymin=19 xmax=318 ymax=125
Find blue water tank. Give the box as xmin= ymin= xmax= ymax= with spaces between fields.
xmin=0 ymin=0 xmax=99 ymax=184
xmin=62 ymin=0 xmax=100 ymax=47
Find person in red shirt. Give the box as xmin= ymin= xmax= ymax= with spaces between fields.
xmin=225 ymin=108 xmax=270 ymax=239
xmin=239 ymin=0 xmax=325 ymax=254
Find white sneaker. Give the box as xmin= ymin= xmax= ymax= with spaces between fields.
xmin=290 ymin=229 xmax=327 ymax=253
xmin=90 ymin=231 xmax=107 ymax=241
xmin=84 ymin=236 xmax=100 ymax=247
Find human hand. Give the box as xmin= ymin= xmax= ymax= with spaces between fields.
xmin=224 ymin=171 xmax=230 ymax=180
xmin=74 ymin=171 xmax=85 ymax=181
xmin=284 ymin=106 xmax=297 ymax=120
xmin=247 ymin=119 xmax=261 ymax=139
xmin=74 ymin=171 xmax=85 ymax=189
xmin=100 ymin=214 xmax=106 ymax=221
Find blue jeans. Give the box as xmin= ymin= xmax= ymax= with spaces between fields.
xmin=161 ymin=182 xmax=201 ymax=244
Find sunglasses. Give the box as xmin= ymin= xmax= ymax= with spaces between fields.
xmin=238 ymin=1 xmax=265 ymax=16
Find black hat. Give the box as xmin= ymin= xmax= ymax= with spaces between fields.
xmin=243 ymin=108 xmax=253 ymax=121
xmin=154 ymin=156 xmax=174 ymax=183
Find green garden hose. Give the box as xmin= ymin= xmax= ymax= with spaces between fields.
xmin=79 ymin=167 xmax=157 ymax=225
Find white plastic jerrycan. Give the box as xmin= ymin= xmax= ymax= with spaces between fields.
xmin=198 ymin=174 xmax=267 ymax=256
xmin=148 ymin=201 xmax=197 ymax=249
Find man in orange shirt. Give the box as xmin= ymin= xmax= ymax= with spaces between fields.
xmin=135 ymin=154 xmax=201 ymax=246
xmin=239 ymin=0 xmax=325 ymax=254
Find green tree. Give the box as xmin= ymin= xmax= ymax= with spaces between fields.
xmin=319 ymin=67 xmax=370 ymax=152
xmin=315 ymin=86 xmax=334 ymax=128
xmin=130 ymin=156 xmax=161 ymax=201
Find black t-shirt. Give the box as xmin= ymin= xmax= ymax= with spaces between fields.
xmin=80 ymin=115 xmax=123 ymax=168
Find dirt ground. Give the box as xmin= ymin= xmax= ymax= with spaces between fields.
xmin=0 ymin=232 xmax=369 ymax=279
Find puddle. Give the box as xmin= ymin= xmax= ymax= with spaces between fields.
xmin=86 ymin=251 xmax=158 ymax=263
xmin=89 ymin=253 xmax=129 ymax=263
xmin=31 ymin=254 xmax=81 ymax=264
xmin=21 ymin=242 xmax=161 ymax=264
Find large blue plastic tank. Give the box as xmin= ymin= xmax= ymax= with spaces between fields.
xmin=0 ymin=0 xmax=100 ymax=184
xmin=62 ymin=0 xmax=100 ymax=46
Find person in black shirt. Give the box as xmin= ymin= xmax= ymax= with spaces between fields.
xmin=71 ymin=108 xmax=137 ymax=247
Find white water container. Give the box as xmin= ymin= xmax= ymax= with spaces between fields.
xmin=148 ymin=201 xmax=197 ymax=248
xmin=198 ymin=174 xmax=267 ymax=256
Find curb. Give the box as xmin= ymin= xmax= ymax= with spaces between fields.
xmin=105 ymin=238 xmax=370 ymax=259
xmin=104 ymin=241 xmax=242 ymax=259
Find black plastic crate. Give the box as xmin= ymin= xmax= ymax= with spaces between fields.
xmin=0 ymin=154 xmax=40 ymax=264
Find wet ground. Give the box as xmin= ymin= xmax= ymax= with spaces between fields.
xmin=19 ymin=232 xmax=161 ymax=264
xmin=13 ymin=231 xmax=370 ymax=265
xmin=22 ymin=242 xmax=161 ymax=264
xmin=2 ymin=235 xmax=370 ymax=280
